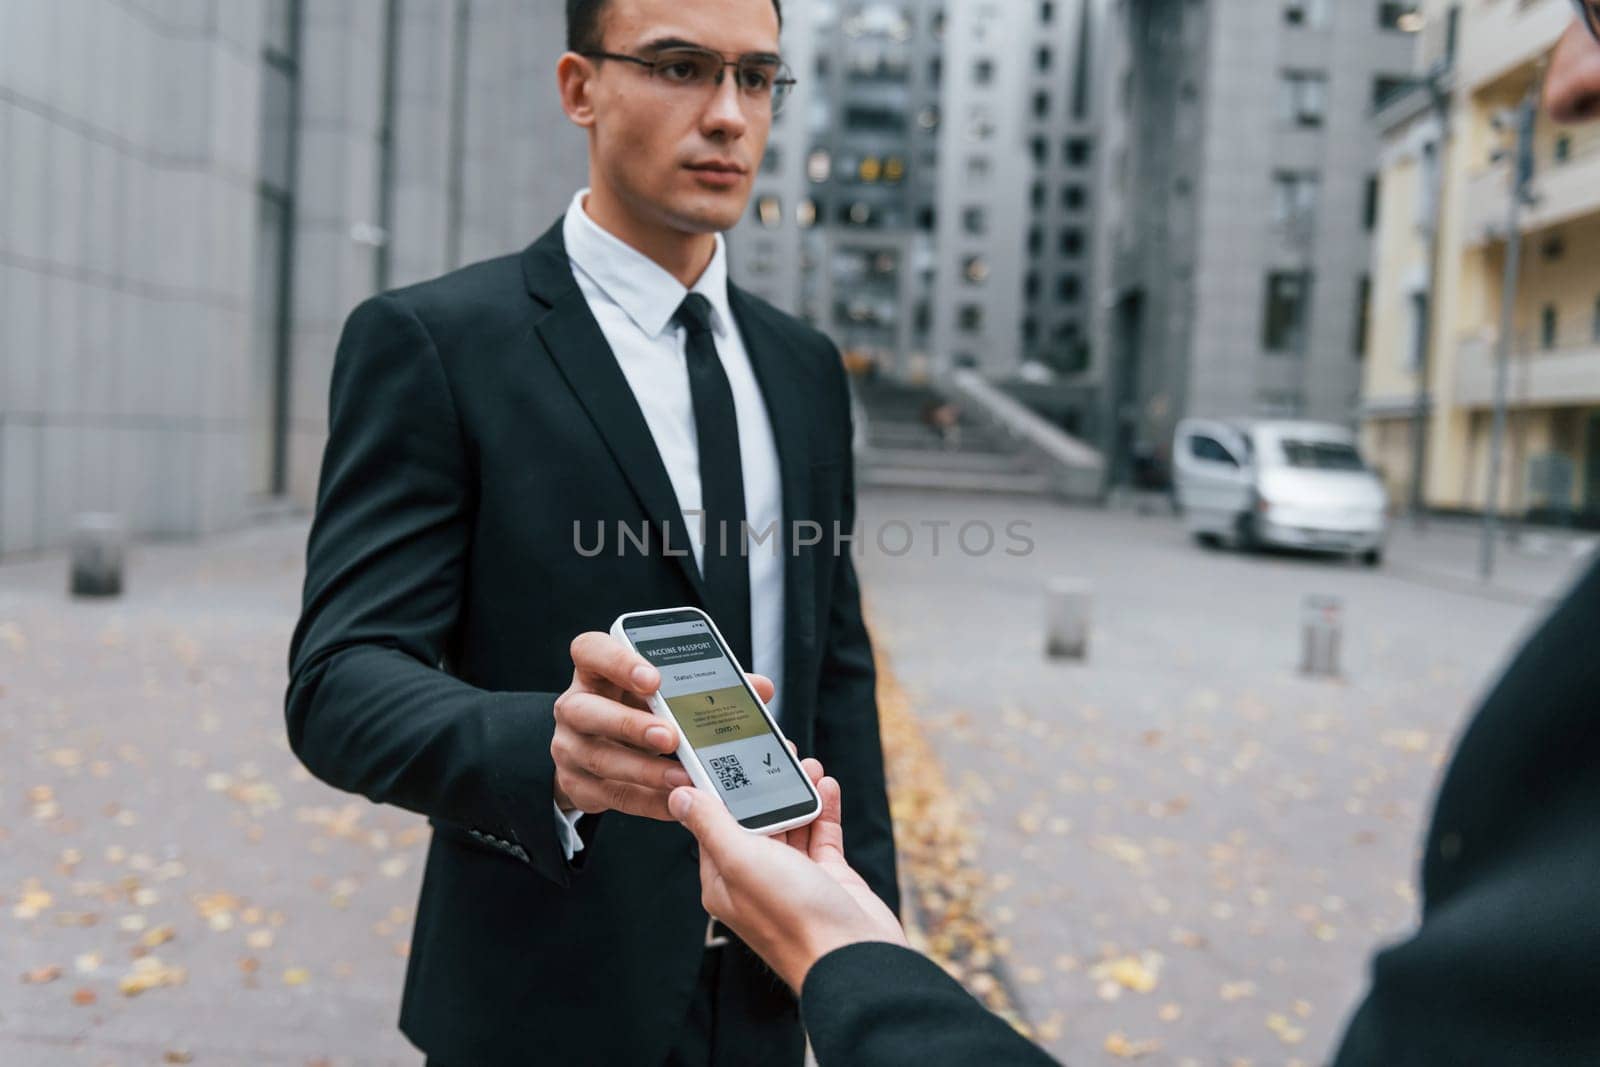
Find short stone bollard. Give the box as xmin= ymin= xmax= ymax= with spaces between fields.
xmin=1045 ymin=578 xmax=1092 ymax=660
xmin=70 ymin=513 xmax=126 ymax=598
xmin=1300 ymin=594 xmax=1342 ymax=678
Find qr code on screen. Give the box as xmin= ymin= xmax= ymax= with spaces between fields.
xmin=709 ymin=755 xmax=750 ymax=791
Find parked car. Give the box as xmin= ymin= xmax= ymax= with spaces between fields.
xmin=1173 ymin=418 xmax=1388 ymax=565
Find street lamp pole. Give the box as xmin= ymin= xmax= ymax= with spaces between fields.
xmin=1409 ymin=61 xmax=1452 ymax=530
xmin=1480 ymin=88 xmax=1538 ymax=583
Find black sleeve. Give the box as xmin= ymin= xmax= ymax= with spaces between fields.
xmin=802 ymin=942 xmax=1060 ymax=1067
xmin=1333 ymin=559 xmax=1600 ymax=1065
xmin=284 ymin=293 xmax=575 ymax=886
xmin=811 ymin=348 xmax=900 ymax=916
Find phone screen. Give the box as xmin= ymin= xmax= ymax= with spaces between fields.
xmin=624 ymin=611 xmax=817 ymax=828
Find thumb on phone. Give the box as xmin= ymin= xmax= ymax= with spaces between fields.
xmin=668 ymin=786 xmax=740 ymax=857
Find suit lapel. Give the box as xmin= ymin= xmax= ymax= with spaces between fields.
xmin=521 ymin=221 xmax=709 ymax=605
xmin=729 ymin=285 xmax=818 ymax=713
xmin=520 ymin=220 xmax=822 ymax=717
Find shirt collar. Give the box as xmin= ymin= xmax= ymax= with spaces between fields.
xmin=562 ymin=188 xmax=733 ymax=342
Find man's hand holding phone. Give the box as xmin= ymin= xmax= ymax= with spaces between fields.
xmin=552 ymin=631 xmax=775 ymax=822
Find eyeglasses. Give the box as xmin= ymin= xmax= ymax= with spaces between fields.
xmin=581 ymin=45 xmax=797 ymax=115
xmin=1575 ymin=0 xmax=1600 ymax=44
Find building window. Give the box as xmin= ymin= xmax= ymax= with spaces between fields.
xmin=1064 ymin=138 xmax=1091 ymax=166
xmin=963 ymin=255 xmax=990 ymax=284
xmin=974 ymin=58 xmax=995 ymax=84
xmin=959 ymin=305 xmax=985 ymax=332
xmin=841 ymin=202 xmax=874 ymax=226
xmin=1022 ymin=317 xmax=1039 ymax=345
xmin=1378 ymin=2 xmax=1417 ymax=31
xmin=1062 ymin=184 xmax=1086 ymax=211
xmin=796 ymin=199 xmax=817 ymax=228
xmin=1555 ymin=134 xmax=1572 ymax=164
xmin=1593 ymin=295 xmax=1600 ymax=343
xmin=754 ymin=195 xmax=783 ymax=227
xmin=1355 ymin=274 xmax=1372 ymax=357
xmin=1417 ymin=141 xmax=1439 ymax=226
xmin=1281 ymin=70 xmax=1327 ymax=128
xmin=1031 ymin=182 xmax=1046 ymax=209
xmin=1058 ymin=228 xmax=1084 ymax=257
xmin=844 ymin=105 xmax=906 ymax=133
xmin=1040 ymin=1 xmax=1055 ymax=24
xmin=1057 ymin=275 xmax=1081 ymax=302
xmin=1364 ymin=174 xmax=1379 ymax=230
xmin=1031 ymin=136 xmax=1048 ymax=164
xmin=1028 ymin=226 xmax=1043 ymax=255
xmin=1262 ymin=272 xmax=1310 ymax=352
xmin=929 ymin=56 xmax=943 ymax=84
xmin=1284 ymin=0 xmax=1329 ymax=27
xmin=1373 ymin=75 xmax=1409 ymax=110
xmin=963 ymin=206 xmax=987 ymax=235
xmin=1542 ymin=305 xmax=1559 ymax=350
xmin=762 ymin=146 xmax=781 ymax=174
xmin=1025 ymin=271 xmax=1041 ymax=299
xmin=1407 ymin=290 xmax=1428 ymax=369
xmin=1037 ymin=47 xmax=1052 ymax=71
xmin=1033 ymin=90 xmax=1051 ymax=118
xmin=1273 ymin=171 xmax=1320 ymax=226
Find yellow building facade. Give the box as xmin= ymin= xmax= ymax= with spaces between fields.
xmin=1364 ymin=0 xmax=1600 ymax=523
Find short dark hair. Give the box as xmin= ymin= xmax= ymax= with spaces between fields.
xmin=566 ymin=0 xmax=784 ymax=55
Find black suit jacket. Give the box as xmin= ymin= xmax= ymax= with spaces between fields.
xmin=1333 ymin=554 xmax=1600 ymax=1064
xmin=802 ymin=943 xmax=1057 ymax=1067
xmin=285 ymin=218 xmax=899 ymax=1066
xmin=798 ymin=559 xmax=1600 ymax=1067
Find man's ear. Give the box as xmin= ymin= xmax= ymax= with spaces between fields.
xmin=557 ymin=52 xmax=598 ymax=129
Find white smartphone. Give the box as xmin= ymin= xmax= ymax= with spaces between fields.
xmin=610 ymin=606 xmax=821 ymax=835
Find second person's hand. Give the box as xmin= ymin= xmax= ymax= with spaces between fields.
xmin=667 ymin=758 xmax=906 ymax=991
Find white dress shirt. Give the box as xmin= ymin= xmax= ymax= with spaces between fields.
xmin=551 ymin=189 xmax=787 ymax=859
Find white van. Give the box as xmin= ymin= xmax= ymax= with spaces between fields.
xmin=1173 ymin=418 xmax=1389 ymax=565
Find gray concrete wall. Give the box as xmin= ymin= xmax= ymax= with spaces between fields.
xmin=1 ymin=0 xmax=266 ymax=555
xmin=285 ymin=1 xmax=585 ymax=509
xmin=1187 ymin=0 xmax=1414 ymax=427
xmin=1 ymin=0 xmax=586 ymax=555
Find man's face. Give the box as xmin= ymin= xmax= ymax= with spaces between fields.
xmin=581 ymin=0 xmax=780 ymax=237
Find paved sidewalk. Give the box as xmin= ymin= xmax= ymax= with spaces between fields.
xmin=854 ymin=489 xmax=1589 ymax=1066
xmin=2 ymin=504 xmax=1589 ymax=1065
xmin=1 ymin=523 xmax=427 ymax=1066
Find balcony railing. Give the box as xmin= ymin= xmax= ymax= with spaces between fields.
xmin=1454 ymin=333 xmax=1600 ymax=407
xmin=1461 ymin=131 xmax=1600 ymax=244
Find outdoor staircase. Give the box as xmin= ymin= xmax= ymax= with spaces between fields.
xmin=854 ymin=377 xmax=1060 ymax=497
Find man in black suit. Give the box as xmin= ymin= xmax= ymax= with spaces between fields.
xmin=668 ymin=17 xmax=1600 ymax=1063
xmin=284 ymin=0 xmax=898 ymax=1063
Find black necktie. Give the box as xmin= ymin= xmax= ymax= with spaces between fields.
xmin=673 ymin=293 xmax=753 ymax=671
